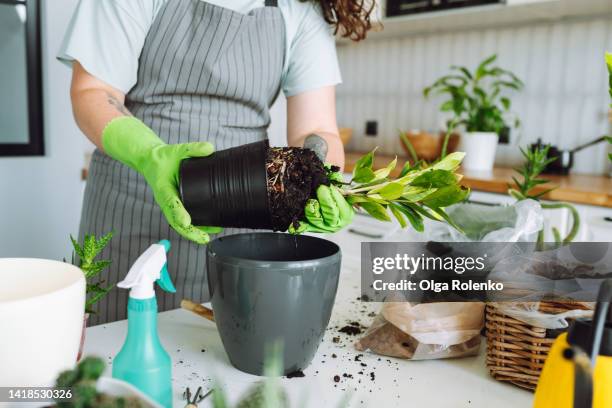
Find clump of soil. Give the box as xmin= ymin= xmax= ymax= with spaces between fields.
xmin=265 ymin=147 xmax=333 ymax=231
xmin=339 ymin=321 xmax=364 ymax=336
xmin=286 ymin=369 xmax=305 ymax=378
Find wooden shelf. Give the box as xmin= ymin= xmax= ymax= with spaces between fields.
xmin=338 ymin=0 xmax=612 ymax=43
xmin=344 ymin=151 xmax=612 ymax=208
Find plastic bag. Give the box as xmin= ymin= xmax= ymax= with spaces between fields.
xmin=355 ymin=302 xmax=484 ymax=360
xmin=425 ymin=199 xmax=544 ymax=242
xmin=356 ymin=200 xmax=544 ymax=359
xmin=485 ymin=243 xmax=612 ymax=328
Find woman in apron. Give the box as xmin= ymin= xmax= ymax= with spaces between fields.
xmin=59 ymin=0 xmax=373 ymax=324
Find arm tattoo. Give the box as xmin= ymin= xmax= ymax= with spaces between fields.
xmin=304 ymin=134 xmax=328 ymax=162
xmin=106 ymin=92 xmax=132 ymax=116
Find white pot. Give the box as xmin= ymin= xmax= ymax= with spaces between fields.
xmin=0 ymin=258 xmax=85 ymax=387
xmin=459 ymin=131 xmax=499 ymax=172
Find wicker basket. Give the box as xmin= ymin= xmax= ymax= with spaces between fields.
xmin=485 ymin=301 xmax=592 ymax=391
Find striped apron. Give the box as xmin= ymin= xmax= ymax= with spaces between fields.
xmin=80 ymin=0 xmax=285 ymax=325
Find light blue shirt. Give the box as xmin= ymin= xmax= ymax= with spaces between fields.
xmin=58 ymin=0 xmax=342 ymax=97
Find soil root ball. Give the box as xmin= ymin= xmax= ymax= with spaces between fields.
xmin=266 ymin=147 xmax=331 ymax=231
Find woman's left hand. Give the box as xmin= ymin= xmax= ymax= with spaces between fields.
xmin=290 ymin=184 xmax=354 ymax=234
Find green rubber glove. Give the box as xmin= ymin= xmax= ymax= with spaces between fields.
xmin=290 ymin=175 xmax=354 ymax=234
xmin=102 ymin=116 xmax=222 ymax=244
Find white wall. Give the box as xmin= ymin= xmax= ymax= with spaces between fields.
xmin=0 ymin=0 xmax=92 ymax=259
xmin=337 ymin=15 xmax=612 ymax=174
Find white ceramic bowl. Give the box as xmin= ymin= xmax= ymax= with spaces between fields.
xmin=0 ymin=258 xmax=85 ymax=387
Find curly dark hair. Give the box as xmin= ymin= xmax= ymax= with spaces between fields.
xmin=303 ymin=0 xmax=375 ymax=41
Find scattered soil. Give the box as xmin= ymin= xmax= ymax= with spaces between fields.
xmin=339 ymin=321 xmax=364 ymax=336
xmin=286 ymin=369 xmax=305 ymax=378
xmin=265 ymin=147 xmax=334 ymax=231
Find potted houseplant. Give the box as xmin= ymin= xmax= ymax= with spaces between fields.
xmin=180 ymin=141 xmax=470 ymax=232
xmin=69 ymin=232 xmax=113 ymax=360
xmin=424 ymin=54 xmax=524 ymax=172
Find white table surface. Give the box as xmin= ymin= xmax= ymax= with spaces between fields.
xmin=84 ymin=230 xmax=533 ymax=408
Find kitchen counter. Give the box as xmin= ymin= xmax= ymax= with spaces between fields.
xmin=83 ymin=231 xmax=532 ymax=408
xmin=344 ymin=151 xmax=612 ymax=208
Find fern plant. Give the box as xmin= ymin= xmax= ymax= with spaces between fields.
xmin=70 ymin=232 xmax=114 ymax=314
xmin=508 ymin=146 xmax=579 ymax=248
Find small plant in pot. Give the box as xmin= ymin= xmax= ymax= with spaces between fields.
xmin=68 ymin=232 xmax=113 ymax=361
xmin=424 ymin=54 xmax=524 ymax=172
xmin=180 ymin=140 xmax=469 ymax=232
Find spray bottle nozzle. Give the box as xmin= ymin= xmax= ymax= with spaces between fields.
xmin=118 ymin=240 xmax=176 ymax=299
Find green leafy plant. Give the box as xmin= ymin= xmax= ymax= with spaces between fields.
xmin=508 ymin=145 xmax=579 ymax=248
xmin=70 ymin=232 xmax=114 ymax=314
xmin=335 ymin=149 xmax=469 ymax=233
xmin=424 ymin=54 xmax=524 ymax=154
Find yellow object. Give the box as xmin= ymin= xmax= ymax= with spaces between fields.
xmin=534 ymin=279 xmax=612 ymax=408
xmin=533 ymin=333 xmax=612 ymax=408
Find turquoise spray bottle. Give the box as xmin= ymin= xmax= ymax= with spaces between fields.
xmin=112 ymin=240 xmax=176 ymax=408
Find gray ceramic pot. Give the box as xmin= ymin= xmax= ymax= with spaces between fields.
xmin=207 ymin=233 xmax=341 ymax=375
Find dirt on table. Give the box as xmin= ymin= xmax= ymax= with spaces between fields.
xmin=265 ymin=147 xmax=332 ymax=231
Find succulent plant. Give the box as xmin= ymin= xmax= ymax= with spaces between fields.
xmin=69 ymin=232 xmax=114 ymax=314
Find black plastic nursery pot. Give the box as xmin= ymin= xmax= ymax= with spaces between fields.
xmin=179 ymin=140 xmax=273 ymax=229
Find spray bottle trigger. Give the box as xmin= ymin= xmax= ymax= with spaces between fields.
xmin=156 ymin=264 xmax=176 ymax=293
xmin=155 ymin=239 xmax=175 ymax=293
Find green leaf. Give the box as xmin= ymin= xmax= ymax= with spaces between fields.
xmin=399 ymin=186 xmax=437 ymax=203
xmin=70 ymin=235 xmax=84 ymax=259
xmin=451 ymin=65 xmax=473 ymax=80
xmin=346 ymin=195 xmax=370 ymax=204
xmin=363 ymin=194 xmax=390 ymax=204
xmin=353 ymin=167 xmax=376 ymax=183
xmin=440 ymin=100 xmax=454 ymax=112
xmin=412 ymin=169 xmax=457 ymax=188
xmin=399 ymin=159 xmax=424 ymax=177
xmin=500 ymin=97 xmax=511 ymax=110
xmin=95 ymin=232 xmax=113 ymax=253
xmin=347 ymin=194 xmax=388 ymax=205
xmin=359 ymin=202 xmax=391 ymax=222
xmin=423 ymin=185 xmax=469 ymax=208
xmin=432 ymin=152 xmax=465 ymax=171
xmin=394 ymin=204 xmax=424 ymax=232
xmin=372 ymin=182 xmax=404 ymax=200
xmin=475 ymin=54 xmax=498 ymax=79
xmin=406 ymin=203 xmax=440 ymax=221
xmin=85 ymin=284 xmax=113 ymax=312
xmin=374 ymin=157 xmax=397 ymax=180
xmin=429 ymin=207 xmax=463 ymax=233
xmin=353 ymin=149 xmax=376 ymax=175
xmin=389 ymin=204 xmax=407 ymax=228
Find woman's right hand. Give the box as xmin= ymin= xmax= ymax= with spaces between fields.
xmin=102 ymin=116 xmax=222 ymax=244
